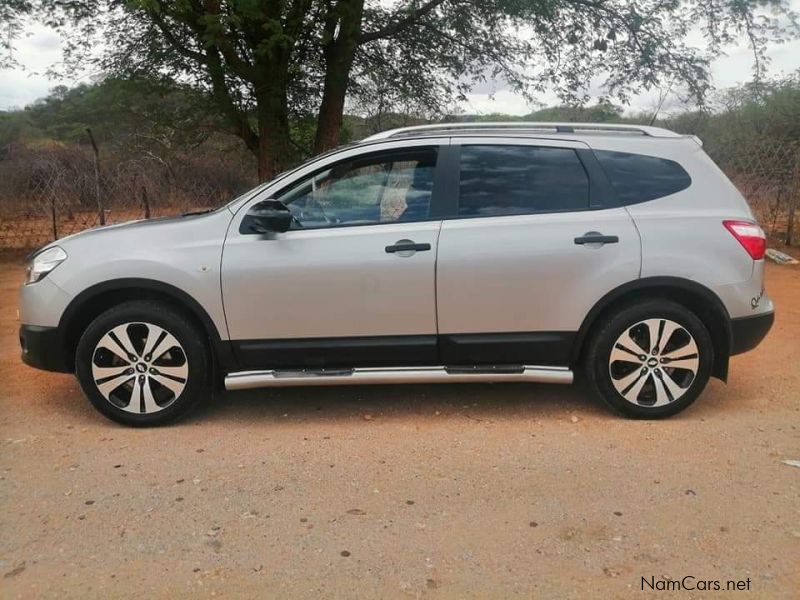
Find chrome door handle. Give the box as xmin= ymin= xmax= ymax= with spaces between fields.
xmin=385 ymin=240 xmax=432 ymax=254
xmin=574 ymin=232 xmax=619 ymax=245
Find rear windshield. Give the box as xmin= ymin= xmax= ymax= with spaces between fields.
xmin=594 ymin=150 xmax=691 ymax=205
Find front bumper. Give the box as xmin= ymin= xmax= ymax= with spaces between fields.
xmin=19 ymin=324 xmax=72 ymax=373
xmin=730 ymin=311 xmax=774 ymax=356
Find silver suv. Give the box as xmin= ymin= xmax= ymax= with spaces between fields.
xmin=19 ymin=122 xmax=774 ymax=426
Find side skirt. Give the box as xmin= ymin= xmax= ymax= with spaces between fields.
xmin=229 ymin=332 xmax=577 ymax=370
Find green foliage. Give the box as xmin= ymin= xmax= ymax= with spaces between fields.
xmin=617 ymin=72 xmax=800 ymax=148
xmin=710 ymin=73 xmax=800 ymax=141
xmin=8 ymin=72 xmax=798 ymax=150
xmin=526 ymin=102 xmax=624 ymax=123
xmin=448 ymin=101 xmax=625 ymax=125
xmin=453 ymin=113 xmax=527 ymax=123
xmin=0 ymin=110 xmax=35 ymax=146
xmin=0 ymin=76 xmax=230 ymax=153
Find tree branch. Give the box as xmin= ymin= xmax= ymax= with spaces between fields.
xmin=177 ymin=0 xmax=257 ymax=82
xmin=359 ymin=0 xmax=449 ymax=43
xmin=145 ymin=7 xmax=259 ymax=153
xmin=149 ymin=12 xmax=208 ymax=65
xmin=204 ymin=48 xmax=260 ymax=154
xmin=285 ymin=0 xmax=313 ymax=38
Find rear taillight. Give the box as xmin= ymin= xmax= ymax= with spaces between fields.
xmin=723 ymin=220 xmax=766 ymax=260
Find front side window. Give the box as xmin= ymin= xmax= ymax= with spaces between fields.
xmin=458 ymin=145 xmax=590 ymax=217
xmin=594 ymin=150 xmax=691 ymax=205
xmin=276 ymin=148 xmax=437 ymax=228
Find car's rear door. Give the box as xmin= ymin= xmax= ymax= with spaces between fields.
xmin=436 ymin=138 xmax=641 ymax=366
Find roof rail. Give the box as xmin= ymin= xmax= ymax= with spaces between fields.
xmin=361 ymin=121 xmax=683 ymax=142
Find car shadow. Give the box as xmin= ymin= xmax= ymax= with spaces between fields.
xmin=32 ymin=370 xmax=733 ymax=426
xmin=187 ymin=380 xmax=611 ymax=425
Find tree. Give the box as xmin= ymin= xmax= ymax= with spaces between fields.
xmin=24 ymin=77 xmax=225 ymax=150
xmin=526 ymin=101 xmax=624 ymax=123
xmin=28 ymin=0 xmax=800 ymax=180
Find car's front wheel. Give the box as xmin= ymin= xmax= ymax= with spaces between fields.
xmin=586 ymin=300 xmax=714 ymax=418
xmin=75 ymin=301 xmax=209 ymax=426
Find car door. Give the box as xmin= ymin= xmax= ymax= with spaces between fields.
xmin=221 ymin=144 xmax=446 ymax=369
xmin=436 ymin=138 xmax=641 ymax=366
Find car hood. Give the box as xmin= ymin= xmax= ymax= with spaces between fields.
xmin=44 ymin=209 xmax=226 ymax=251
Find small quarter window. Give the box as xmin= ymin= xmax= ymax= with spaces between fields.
xmin=594 ymin=150 xmax=691 ymax=205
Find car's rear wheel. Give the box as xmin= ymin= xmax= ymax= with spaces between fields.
xmin=585 ymin=300 xmax=714 ymax=418
xmin=75 ymin=301 xmax=209 ymax=426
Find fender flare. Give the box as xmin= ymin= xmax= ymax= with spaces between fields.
xmin=59 ymin=278 xmax=236 ymax=370
xmin=571 ymin=276 xmax=732 ymax=378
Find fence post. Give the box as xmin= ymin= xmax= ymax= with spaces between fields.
xmin=51 ymin=194 xmax=57 ymax=240
xmin=770 ymin=188 xmax=783 ymax=237
xmin=141 ymin=185 xmax=151 ymax=219
xmin=787 ymin=149 xmax=800 ymax=247
xmin=86 ymin=128 xmax=105 ymax=226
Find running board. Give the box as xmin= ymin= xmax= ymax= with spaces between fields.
xmin=225 ymin=365 xmax=573 ymax=390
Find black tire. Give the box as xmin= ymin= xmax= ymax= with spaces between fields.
xmin=75 ymin=300 xmax=210 ymax=426
xmin=585 ymin=300 xmax=714 ymax=419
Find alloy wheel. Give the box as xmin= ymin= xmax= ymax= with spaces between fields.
xmin=91 ymin=322 xmax=188 ymax=414
xmin=608 ymin=318 xmax=700 ymax=407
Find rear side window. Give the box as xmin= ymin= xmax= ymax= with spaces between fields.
xmin=458 ymin=145 xmax=589 ymax=217
xmin=594 ymin=150 xmax=691 ymax=205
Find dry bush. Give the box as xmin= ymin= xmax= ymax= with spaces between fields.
xmin=705 ymin=138 xmax=799 ymax=245
xmin=0 ymin=143 xmax=256 ymax=249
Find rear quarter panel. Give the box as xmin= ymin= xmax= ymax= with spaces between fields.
xmin=588 ymin=137 xmax=771 ymax=319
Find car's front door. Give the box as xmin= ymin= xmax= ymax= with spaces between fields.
xmin=221 ymin=145 xmax=445 ymax=369
xmin=436 ymin=139 xmax=641 ymax=366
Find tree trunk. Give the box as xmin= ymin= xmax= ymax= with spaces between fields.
xmin=256 ymin=90 xmax=294 ymax=182
xmin=313 ymin=0 xmax=365 ymax=154
xmin=314 ymin=52 xmax=356 ymax=153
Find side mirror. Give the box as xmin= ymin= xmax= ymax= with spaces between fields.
xmin=246 ymin=199 xmax=292 ymax=233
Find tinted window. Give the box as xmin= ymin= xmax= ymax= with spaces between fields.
xmin=595 ymin=150 xmax=691 ymax=204
xmin=276 ymin=149 xmax=436 ymax=228
xmin=458 ymin=145 xmax=589 ymax=217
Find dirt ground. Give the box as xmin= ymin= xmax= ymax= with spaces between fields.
xmin=1 ymin=257 xmax=798 ymax=599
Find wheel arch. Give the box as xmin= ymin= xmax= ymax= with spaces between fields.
xmin=60 ymin=278 xmax=235 ymax=372
xmin=572 ymin=277 xmax=732 ymax=381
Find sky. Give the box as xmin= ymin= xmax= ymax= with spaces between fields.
xmin=2 ymin=12 xmax=800 ymax=116
xmin=462 ymin=36 xmax=800 ymax=116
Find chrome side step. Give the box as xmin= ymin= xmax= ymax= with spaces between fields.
xmin=225 ymin=365 xmax=573 ymax=390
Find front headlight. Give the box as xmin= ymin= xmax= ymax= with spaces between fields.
xmin=25 ymin=246 xmax=68 ymax=285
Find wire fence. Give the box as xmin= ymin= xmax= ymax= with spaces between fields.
xmin=0 ymin=143 xmax=256 ymax=250
xmin=0 ymin=137 xmax=798 ymax=250
xmin=704 ymin=137 xmax=799 ymax=247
